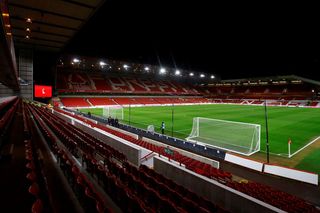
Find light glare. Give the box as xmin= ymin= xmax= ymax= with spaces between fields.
xmin=99 ymin=61 xmax=106 ymax=66
xmin=159 ymin=68 xmax=166 ymax=74
xmin=73 ymin=58 xmax=80 ymax=63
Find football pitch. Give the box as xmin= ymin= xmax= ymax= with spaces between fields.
xmin=80 ymin=104 xmax=320 ymax=173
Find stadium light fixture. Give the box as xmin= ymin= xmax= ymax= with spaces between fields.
xmin=73 ymin=58 xmax=80 ymax=63
xmin=189 ymin=72 xmax=194 ymax=76
xmin=99 ymin=61 xmax=107 ymax=66
xmin=175 ymin=70 xmax=181 ymax=76
xmin=159 ymin=68 xmax=166 ymax=74
xmin=144 ymin=67 xmax=150 ymax=71
xmin=200 ymin=74 xmax=205 ymax=78
xmin=210 ymin=75 xmax=215 ymax=79
xmin=123 ymin=64 xmax=129 ymax=69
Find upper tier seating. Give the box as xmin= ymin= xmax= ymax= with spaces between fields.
xmin=57 ymin=72 xmax=200 ymax=95
xmin=206 ymin=83 xmax=315 ymax=100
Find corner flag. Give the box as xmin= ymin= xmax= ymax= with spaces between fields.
xmin=288 ymin=138 xmax=292 ymax=157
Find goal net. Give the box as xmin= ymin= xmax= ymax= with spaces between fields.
xmin=186 ymin=117 xmax=260 ymax=156
xmin=102 ymin=106 xmax=124 ymax=120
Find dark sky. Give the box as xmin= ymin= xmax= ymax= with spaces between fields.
xmin=64 ymin=1 xmax=320 ymax=80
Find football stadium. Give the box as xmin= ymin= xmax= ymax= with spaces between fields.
xmin=1 ymin=1 xmax=320 ymax=213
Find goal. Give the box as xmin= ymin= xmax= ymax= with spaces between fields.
xmin=186 ymin=117 xmax=261 ymax=156
xmin=102 ymin=106 xmax=124 ymax=120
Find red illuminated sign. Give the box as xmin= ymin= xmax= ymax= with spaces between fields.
xmin=34 ymin=85 xmax=52 ymax=98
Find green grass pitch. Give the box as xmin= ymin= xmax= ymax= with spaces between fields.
xmin=81 ymin=104 xmax=320 ymax=155
xmin=80 ymin=104 xmax=320 ymax=172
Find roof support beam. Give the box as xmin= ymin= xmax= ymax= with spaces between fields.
xmin=9 ymin=2 xmax=86 ymax=21
xmin=14 ymin=35 xmax=65 ymax=44
xmin=61 ymin=0 xmax=95 ymax=9
xmin=12 ymin=26 xmax=72 ymax=38
xmin=11 ymin=16 xmax=78 ymax=30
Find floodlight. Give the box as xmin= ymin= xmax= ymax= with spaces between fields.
xmin=144 ymin=67 xmax=150 ymax=71
xmin=200 ymin=74 xmax=205 ymax=78
xmin=123 ymin=64 xmax=129 ymax=69
xmin=175 ymin=70 xmax=181 ymax=76
xmin=189 ymin=72 xmax=194 ymax=76
xmin=210 ymin=75 xmax=215 ymax=79
xmin=99 ymin=61 xmax=106 ymax=66
xmin=73 ymin=58 xmax=80 ymax=63
xmin=159 ymin=68 xmax=166 ymax=74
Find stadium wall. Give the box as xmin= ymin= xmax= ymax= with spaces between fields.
xmin=264 ymin=164 xmax=318 ymax=185
xmin=225 ymin=153 xmax=264 ymax=172
xmin=153 ymin=156 xmax=284 ymax=213
xmin=225 ymin=153 xmax=318 ymax=185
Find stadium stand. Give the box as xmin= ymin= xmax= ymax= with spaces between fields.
xmin=2 ymin=0 xmax=319 ymax=211
xmin=57 ymin=72 xmax=201 ymax=95
xmin=60 ymin=97 xmax=91 ymax=107
xmin=55 ymin=106 xmax=319 ymax=212
xmin=25 ymin=101 xmax=229 ymax=212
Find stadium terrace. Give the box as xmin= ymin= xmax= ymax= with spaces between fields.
xmin=1 ymin=1 xmax=320 ymax=213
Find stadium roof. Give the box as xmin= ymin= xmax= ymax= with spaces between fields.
xmin=8 ymin=0 xmax=106 ymax=52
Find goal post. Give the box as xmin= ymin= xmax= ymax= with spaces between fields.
xmin=186 ymin=117 xmax=261 ymax=156
xmin=102 ymin=106 xmax=124 ymax=120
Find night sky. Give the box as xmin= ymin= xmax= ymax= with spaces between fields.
xmin=64 ymin=1 xmax=320 ymax=80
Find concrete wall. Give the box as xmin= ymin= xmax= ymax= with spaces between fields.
xmin=153 ymin=157 xmax=284 ymax=213
xmin=18 ymin=49 xmax=33 ymax=100
xmin=0 ymin=84 xmax=17 ymax=97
